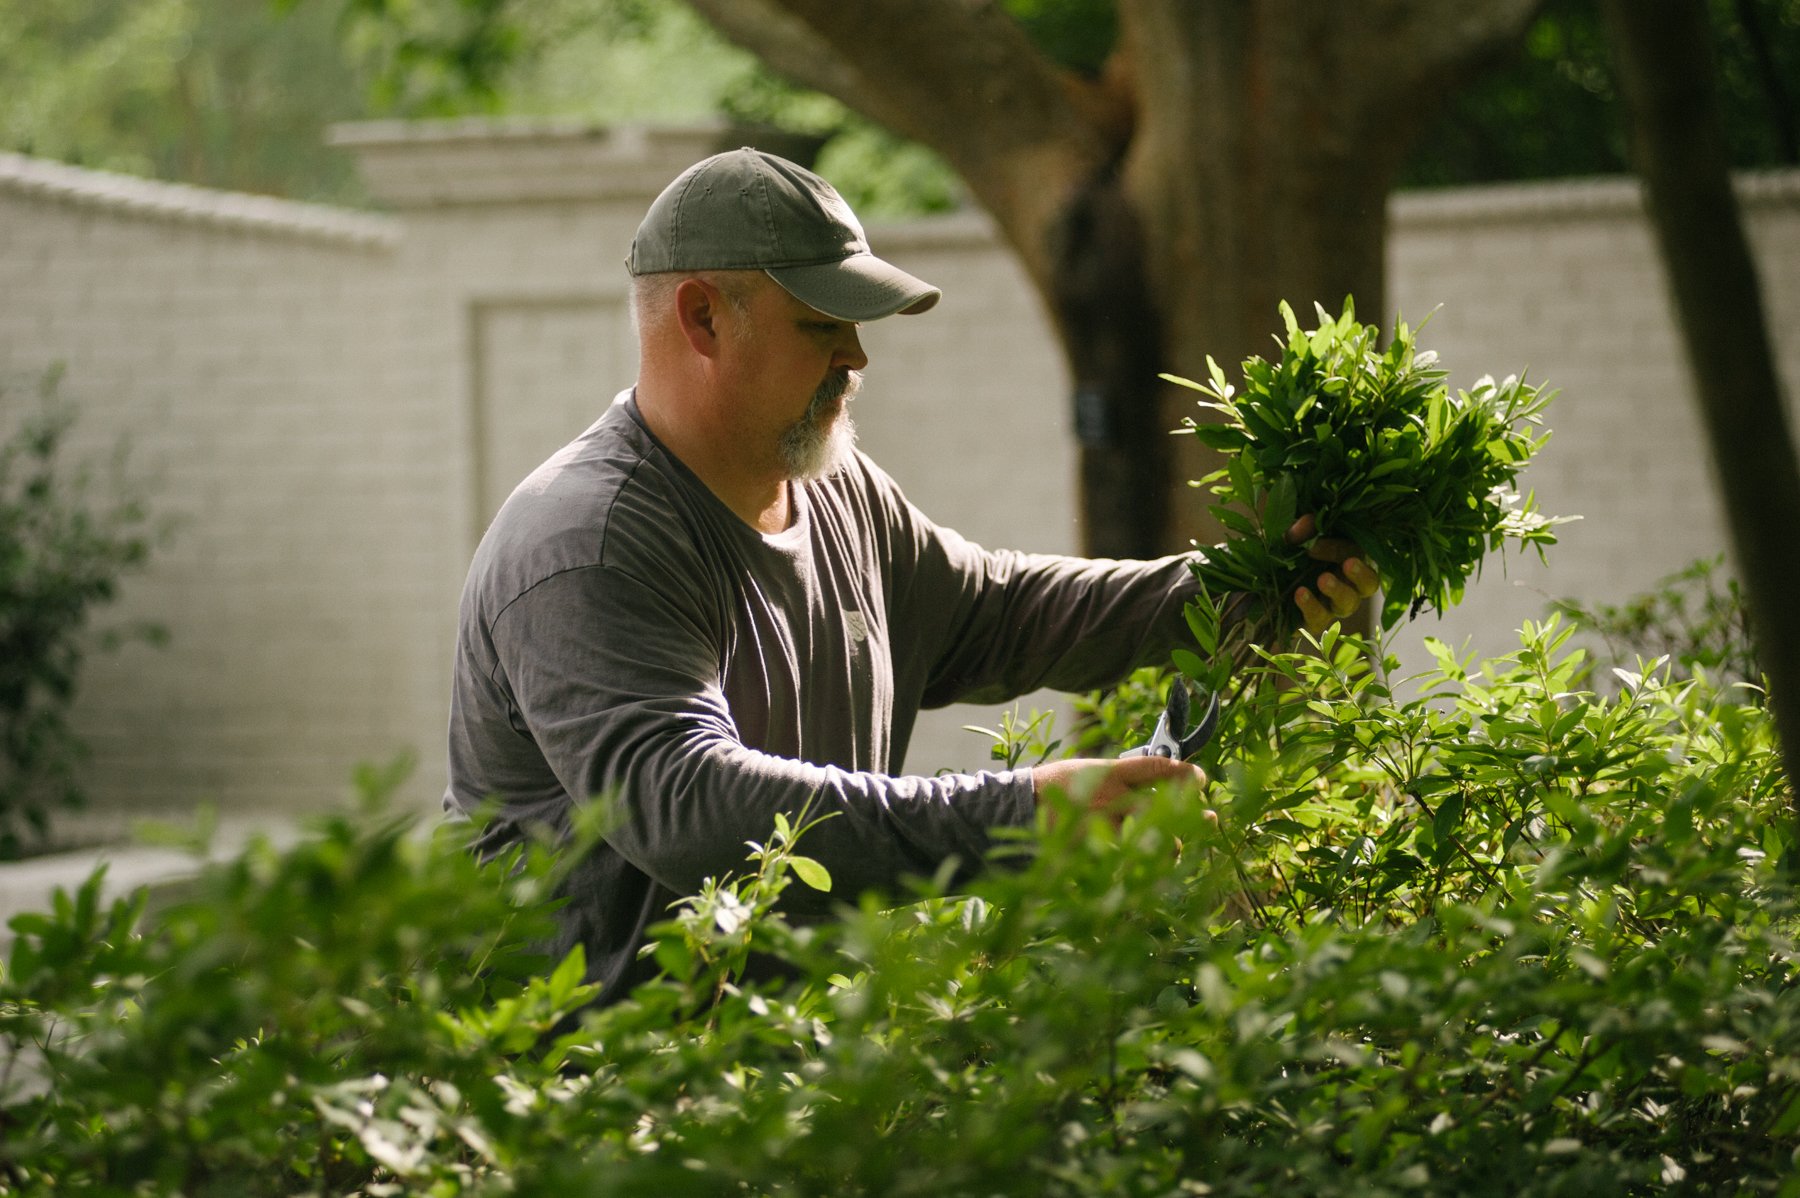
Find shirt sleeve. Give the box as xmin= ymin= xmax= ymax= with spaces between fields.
xmin=488 ymin=563 xmax=1035 ymax=909
xmin=880 ymin=489 xmax=1203 ymax=709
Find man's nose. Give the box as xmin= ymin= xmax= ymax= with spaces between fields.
xmin=836 ymin=327 xmax=868 ymax=372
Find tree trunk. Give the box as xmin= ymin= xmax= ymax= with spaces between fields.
xmin=1600 ymin=0 xmax=1800 ymax=802
xmin=1045 ymin=158 xmax=1172 ymax=558
xmin=1119 ymin=4 xmax=1405 ymax=549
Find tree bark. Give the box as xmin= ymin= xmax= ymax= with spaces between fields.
xmin=1600 ymin=0 xmax=1800 ymax=802
xmin=684 ymin=0 xmax=1545 ymax=556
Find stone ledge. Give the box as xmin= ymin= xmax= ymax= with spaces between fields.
xmin=1392 ymin=169 xmax=1800 ymax=226
xmin=0 ymin=816 xmax=305 ymax=948
xmin=330 ymin=118 xmax=823 ymax=209
xmin=0 ymin=152 xmax=401 ymax=250
xmin=868 ymin=210 xmax=1001 ymax=252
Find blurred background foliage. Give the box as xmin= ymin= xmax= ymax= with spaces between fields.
xmin=3 ymin=0 xmax=1795 ymax=214
xmin=0 ymin=0 xmax=370 ymax=201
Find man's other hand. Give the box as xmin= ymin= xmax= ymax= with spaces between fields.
xmin=1285 ymin=514 xmax=1380 ymax=634
xmin=1032 ymin=756 xmax=1207 ymax=827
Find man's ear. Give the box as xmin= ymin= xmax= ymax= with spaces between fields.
xmin=673 ymin=277 xmax=724 ymax=358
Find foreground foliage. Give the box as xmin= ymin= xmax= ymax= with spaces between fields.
xmin=1 ymin=608 xmax=1795 ymax=1196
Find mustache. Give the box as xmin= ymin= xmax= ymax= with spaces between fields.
xmin=812 ymin=369 xmax=862 ymax=410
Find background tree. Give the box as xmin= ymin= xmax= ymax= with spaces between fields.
xmin=1406 ymin=0 xmax=1799 ymax=187
xmin=0 ymin=0 xmax=376 ymax=202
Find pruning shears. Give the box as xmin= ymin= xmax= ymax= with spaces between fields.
xmin=1119 ymin=676 xmax=1220 ymax=762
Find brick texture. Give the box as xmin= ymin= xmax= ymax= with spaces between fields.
xmin=1386 ymin=175 xmax=1800 ymax=683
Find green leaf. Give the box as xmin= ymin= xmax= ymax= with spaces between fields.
xmin=788 ymin=855 xmax=832 ymax=892
xmin=1770 ymin=1090 xmax=1800 ymax=1137
xmin=1432 ymin=793 xmax=1465 ymax=842
xmin=653 ymin=935 xmax=695 ymax=979
xmin=1264 ymin=474 xmax=1298 ymax=543
xmin=1215 ymin=505 xmax=1260 ymax=539
xmin=1207 ymin=355 xmax=1230 ymax=393
xmin=546 ymin=946 xmax=593 ymax=1008
xmin=1171 ymin=648 xmax=1207 ymax=679
xmin=6 ymin=912 xmax=54 ymax=939
xmin=1192 ymin=423 xmax=1244 ymax=452
xmin=1184 ymin=602 xmax=1219 ymax=658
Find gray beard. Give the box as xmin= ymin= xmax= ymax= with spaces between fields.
xmin=778 ymin=370 xmax=861 ymax=480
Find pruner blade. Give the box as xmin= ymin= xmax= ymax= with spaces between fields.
xmin=1119 ymin=676 xmax=1220 ymax=761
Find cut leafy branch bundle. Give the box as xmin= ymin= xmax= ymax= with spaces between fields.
xmin=1176 ymin=299 xmax=1567 ymax=657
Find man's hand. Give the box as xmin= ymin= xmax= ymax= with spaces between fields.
xmin=1032 ymin=756 xmax=1207 ymax=827
xmin=1285 ymin=514 xmax=1380 ymax=634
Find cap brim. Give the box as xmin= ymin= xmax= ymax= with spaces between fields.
xmin=766 ymin=253 xmax=941 ymax=321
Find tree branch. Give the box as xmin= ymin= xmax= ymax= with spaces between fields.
xmin=1372 ymin=0 xmax=1549 ymax=66
xmin=1345 ymin=0 xmax=1552 ymax=166
xmin=676 ymin=0 xmax=865 ymax=106
xmin=681 ymin=0 xmax=1121 ymax=286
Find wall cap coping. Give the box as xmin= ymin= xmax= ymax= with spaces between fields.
xmin=0 ymin=151 xmax=401 ymax=249
xmin=1391 ymin=168 xmax=1800 ymax=225
xmin=328 ymin=118 xmax=822 ymax=208
xmin=867 ymin=209 xmax=1002 ymax=251
xmin=327 ymin=116 xmax=709 ymax=147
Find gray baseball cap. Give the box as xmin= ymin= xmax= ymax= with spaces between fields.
xmin=627 ymin=147 xmax=941 ymax=322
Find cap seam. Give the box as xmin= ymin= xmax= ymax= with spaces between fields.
xmin=753 ymin=167 xmax=780 ymax=261
xmin=666 ymin=169 xmax=707 ymax=268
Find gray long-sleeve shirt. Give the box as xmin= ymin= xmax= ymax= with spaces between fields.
xmin=446 ymin=392 xmax=1197 ymax=999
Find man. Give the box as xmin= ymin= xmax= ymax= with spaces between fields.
xmin=446 ymin=148 xmax=1374 ymax=1003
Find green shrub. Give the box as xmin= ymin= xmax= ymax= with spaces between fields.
xmin=0 ymin=369 xmax=163 ymax=857
xmin=2 ymin=615 xmax=1794 ymax=1197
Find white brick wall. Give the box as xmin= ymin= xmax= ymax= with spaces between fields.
xmin=0 ymin=172 xmax=449 ymax=821
xmin=2 ymin=128 xmax=1796 ymax=830
xmin=1386 ymin=175 xmax=1800 ymax=681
